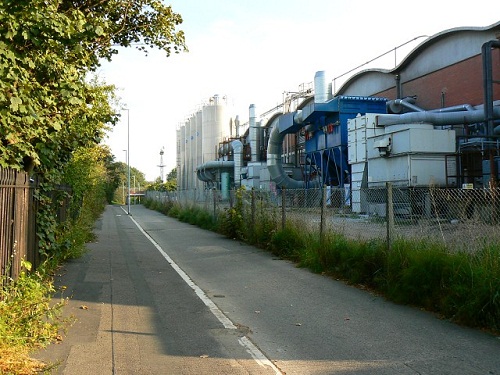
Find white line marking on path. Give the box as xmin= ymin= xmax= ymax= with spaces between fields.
xmin=124 ymin=209 xmax=281 ymax=374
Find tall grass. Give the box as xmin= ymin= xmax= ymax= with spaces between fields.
xmin=0 ymin=261 xmax=66 ymax=374
xmin=144 ymin=197 xmax=500 ymax=334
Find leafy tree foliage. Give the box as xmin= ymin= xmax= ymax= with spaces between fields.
xmin=0 ymin=0 xmax=186 ymax=262
xmin=0 ymin=2 xmax=186 ymax=367
xmin=0 ymin=0 xmax=186 ymax=173
xmin=149 ymin=167 xmax=177 ymax=191
xmin=166 ymin=167 xmax=177 ymax=182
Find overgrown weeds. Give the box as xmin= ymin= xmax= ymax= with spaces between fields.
xmin=0 ymin=260 xmax=66 ymax=374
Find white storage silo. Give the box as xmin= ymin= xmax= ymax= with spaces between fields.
xmin=189 ymin=114 xmax=197 ymax=190
xmin=176 ymin=127 xmax=181 ymax=187
xmin=179 ymin=124 xmax=186 ymax=190
xmin=202 ymin=95 xmax=229 ymax=163
xmin=185 ymin=117 xmax=192 ymax=190
xmin=195 ymin=110 xmax=203 ymax=191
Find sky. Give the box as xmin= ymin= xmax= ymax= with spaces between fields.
xmin=97 ymin=0 xmax=499 ymax=181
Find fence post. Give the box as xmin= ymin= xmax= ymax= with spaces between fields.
xmin=281 ymin=186 xmax=286 ymax=230
xmin=386 ymin=182 xmax=394 ymax=251
xmin=320 ymin=185 xmax=327 ymax=244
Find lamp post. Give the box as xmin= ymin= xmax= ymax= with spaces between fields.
xmin=122 ymin=149 xmax=127 ymax=206
xmin=122 ymin=108 xmax=131 ymax=215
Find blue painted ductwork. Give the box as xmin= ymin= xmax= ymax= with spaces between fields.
xmin=302 ymin=96 xmax=387 ymax=187
xmin=266 ymin=95 xmax=387 ymax=189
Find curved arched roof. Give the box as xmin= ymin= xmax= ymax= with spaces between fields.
xmin=337 ymin=21 xmax=500 ymax=96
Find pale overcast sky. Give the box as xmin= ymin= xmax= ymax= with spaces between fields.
xmin=97 ymin=0 xmax=499 ymax=181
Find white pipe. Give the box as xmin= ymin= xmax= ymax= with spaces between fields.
xmin=267 ymin=116 xmax=320 ymax=189
xmin=377 ymin=106 xmax=500 ymax=127
xmin=231 ymin=140 xmax=243 ymax=187
xmin=249 ymin=104 xmax=260 ymax=162
xmin=196 ymin=161 xmax=235 ymax=182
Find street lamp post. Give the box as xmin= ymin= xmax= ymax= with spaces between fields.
xmin=122 ymin=108 xmax=131 ymax=215
xmin=123 ymin=149 xmax=127 ymax=206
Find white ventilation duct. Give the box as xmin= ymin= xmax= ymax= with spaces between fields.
xmin=314 ymin=71 xmax=331 ymax=103
xmin=231 ymin=140 xmax=243 ymax=187
xmin=249 ymin=104 xmax=261 ymax=162
xmin=235 ymin=115 xmax=240 ymax=137
xmin=267 ymin=115 xmax=320 ymax=189
xmin=196 ymin=161 xmax=234 ymax=182
xmin=377 ymin=106 xmax=500 ymax=127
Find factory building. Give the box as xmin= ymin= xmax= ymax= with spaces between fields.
xmin=176 ymin=21 xmax=500 ymax=212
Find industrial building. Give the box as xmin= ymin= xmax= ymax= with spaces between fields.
xmin=176 ymin=21 xmax=500 ymax=212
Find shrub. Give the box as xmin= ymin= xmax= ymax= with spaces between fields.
xmin=0 ymin=261 xmax=66 ymax=373
xmin=269 ymin=225 xmax=306 ymax=260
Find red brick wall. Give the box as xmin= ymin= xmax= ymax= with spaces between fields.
xmin=376 ymin=49 xmax=500 ymax=110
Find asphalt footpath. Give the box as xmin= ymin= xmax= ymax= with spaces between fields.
xmin=34 ymin=205 xmax=277 ymax=375
xmin=34 ymin=204 xmax=500 ymax=375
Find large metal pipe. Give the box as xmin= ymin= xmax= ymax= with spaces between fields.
xmin=267 ymin=115 xmax=320 ymax=189
xmin=235 ymin=115 xmax=240 ymax=137
xmin=483 ymin=40 xmax=500 ymax=135
xmin=231 ymin=140 xmax=243 ymax=187
xmin=249 ymin=104 xmax=261 ymax=162
xmin=267 ymin=117 xmax=302 ymax=188
xmin=429 ymin=104 xmax=475 ymax=113
xmin=196 ymin=160 xmax=234 ymax=182
xmin=314 ymin=71 xmax=331 ymax=103
xmin=387 ymin=97 xmax=424 ymax=113
xmin=377 ymin=106 xmax=500 ymax=127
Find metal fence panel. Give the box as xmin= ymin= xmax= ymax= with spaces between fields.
xmin=145 ymin=185 xmax=500 ymax=253
xmin=1 ymin=168 xmax=72 ymax=281
xmin=0 ymin=169 xmax=34 ymax=280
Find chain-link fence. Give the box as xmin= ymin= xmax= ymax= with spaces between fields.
xmin=146 ymin=184 xmax=500 ymax=253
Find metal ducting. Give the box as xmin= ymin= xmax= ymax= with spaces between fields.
xmin=387 ymin=97 xmax=424 ymax=114
xmin=249 ymin=104 xmax=261 ymax=162
xmin=267 ymin=114 xmax=320 ymax=189
xmin=314 ymin=71 xmax=331 ymax=103
xmin=231 ymin=140 xmax=243 ymax=187
xmin=235 ymin=115 xmax=240 ymax=137
xmin=429 ymin=104 xmax=475 ymax=113
xmin=377 ymin=106 xmax=500 ymax=127
xmin=483 ymin=40 xmax=500 ymax=135
xmin=196 ymin=160 xmax=234 ymax=182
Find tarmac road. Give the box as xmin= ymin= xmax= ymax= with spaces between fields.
xmin=35 ymin=205 xmax=500 ymax=374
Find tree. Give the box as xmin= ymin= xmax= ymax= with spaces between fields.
xmin=166 ymin=167 xmax=177 ymax=182
xmin=0 ymin=0 xmax=187 ymax=173
xmin=0 ymin=0 xmax=187 ymax=264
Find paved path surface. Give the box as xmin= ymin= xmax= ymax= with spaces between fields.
xmin=35 ymin=205 xmax=500 ymax=374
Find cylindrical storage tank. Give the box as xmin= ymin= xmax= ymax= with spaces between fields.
xmin=202 ymin=95 xmax=228 ymax=163
xmin=176 ymin=127 xmax=181 ymax=189
xmin=189 ymin=114 xmax=196 ymax=190
xmin=196 ymin=110 xmax=203 ymax=190
xmin=249 ymin=104 xmax=261 ymax=162
xmin=314 ymin=71 xmax=330 ymax=103
xmin=221 ymin=172 xmax=230 ymax=200
xmin=180 ymin=125 xmax=186 ymax=190
xmin=185 ymin=118 xmax=191 ymax=190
